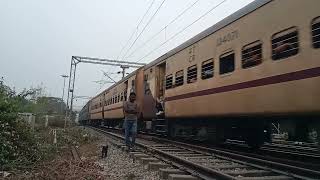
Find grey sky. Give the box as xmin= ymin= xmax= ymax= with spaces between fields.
xmin=0 ymin=0 xmax=253 ymax=110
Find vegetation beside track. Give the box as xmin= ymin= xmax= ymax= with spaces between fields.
xmin=0 ymin=80 xmax=104 ymax=179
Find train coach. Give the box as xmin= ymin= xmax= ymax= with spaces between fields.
xmin=79 ymin=0 xmax=320 ymax=148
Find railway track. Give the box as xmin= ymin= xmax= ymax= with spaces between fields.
xmin=102 ymin=126 xmax=320 ymax=168
xmin=262 ymin=142 xmax=319 ymax=155
xmin=222 ymin=139 xmax=320 ymax=166
xmin=90 ymin=126 xmax=320 ymax=180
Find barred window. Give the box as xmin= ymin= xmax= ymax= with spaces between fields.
xmin=132 ymin=80 xmax=135 ymax=87
xmin=220 ymin=51 xmax=235 ymax=75
xmin=242 ymin=41 xmax=262 ymax=69
xmin=187 ymin=65 xmax=197 ymax=83
xmin=312 ymin=17 xmax=320 ymax=48
xmin=175 ymin=70 xmax=184 ymax=86
xmin=272 ymin=27 xmax=299 ymax=60
xmin=201 ymin=59 xmax=214 ymax=79
xmin=165 ymin=74 xmax=173 ymax=89
xmin=124 ymin=91 xmax=127 ymax=101
xmin=120 ymin=92 xmax=124 ymax=101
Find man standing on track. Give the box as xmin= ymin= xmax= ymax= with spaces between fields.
xmin=123 ymin=92 xmax=139 ymax=151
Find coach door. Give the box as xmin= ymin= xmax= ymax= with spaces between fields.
xmin=156 ymin=63 xmax=166 ymax=100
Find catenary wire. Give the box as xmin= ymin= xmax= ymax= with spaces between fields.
xmin=135 ymin=0 xmax=227 ymax=62
xmin=124 ymin=0 xmax=201 ymax=59
xmin=116 ymin=0 xmax=156 ymax=60
xmin=121 ymin=0 xmax=167 ymax=60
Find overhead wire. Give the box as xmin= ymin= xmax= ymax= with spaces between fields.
xmin=116 ymin=0 xmax=156 ymax=60
xmin=135 ymin=0 xmax=228 ymax=62
xmin=124 ymin=0 xmax=200 ymax=59
xmin=121 ymin=0 xmax=167 ymax=60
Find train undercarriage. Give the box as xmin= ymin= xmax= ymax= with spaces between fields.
xmin=80 ymin=114 xmax=320 ymax=149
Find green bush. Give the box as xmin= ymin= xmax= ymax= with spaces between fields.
xmin=0 ymin=84 xmax=40 ymax=170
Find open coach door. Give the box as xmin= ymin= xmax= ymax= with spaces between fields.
xmin=134 ymin=67 xmax=145 ymax=120
xmin=135 ymin=66 xmax=157 ymax=122
xmin=153 ymin=62 xmax=167 ymax=135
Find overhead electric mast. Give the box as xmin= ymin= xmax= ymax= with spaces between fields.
xmin=65 ymin=56 xmax=145 ymax=126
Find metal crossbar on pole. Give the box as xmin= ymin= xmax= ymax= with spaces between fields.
xmin=73 ymin=56 xmax=146 ymax=66
xmin=64 ymin=56 xmax=145 ymax=128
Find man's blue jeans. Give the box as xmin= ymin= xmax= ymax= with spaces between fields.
xmin=124 ymin=119 xmax=137 ymax=148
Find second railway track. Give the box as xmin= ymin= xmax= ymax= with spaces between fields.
xmin=89 ymin=126 xmax=320 ymax=180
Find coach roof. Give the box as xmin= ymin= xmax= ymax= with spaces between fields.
xmin=145 ymin=0 xmax=272 ymax=69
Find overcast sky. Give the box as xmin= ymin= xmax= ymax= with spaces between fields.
xmin=0 ymin=0 xmax=253 ymax=110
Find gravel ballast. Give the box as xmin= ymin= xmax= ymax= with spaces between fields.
xmin=84 ymin=127 xmax=161 ymax=180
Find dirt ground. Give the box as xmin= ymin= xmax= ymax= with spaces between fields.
xmin=2 ymin=127 xmax=160 ymax=180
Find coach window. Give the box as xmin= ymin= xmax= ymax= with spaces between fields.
xmin=312 ymin=17 xmax=320 ymax=48
xmin=175 ymin=70 xmax=184 ymax=86
xmin=272 ymin=27 xmax=299 ymax=60
xmin=201 ymin=59 xmax=214 ymax=79
xmin=219 ymin=51 xmax=235 ymax=75
xmin=124 ymin=91 xmax=127 ymax=101
xmin=187 ymin=65 xmax=197 ymax=83
xmin=242 ymin=41 xmax=262 ymax=68
xmin=117 ymin=94 xmax=120 ymax=103
xmin=132 ymin=80 xmax=135 ymax=88
xmin=165 ymin=74 xmax=173 ymax=89
xmin=120 ymin=92 xmax=124 ymax=101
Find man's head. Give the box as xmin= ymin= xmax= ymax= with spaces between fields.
xmin=129 ymin=92 xmax=136 ymax=102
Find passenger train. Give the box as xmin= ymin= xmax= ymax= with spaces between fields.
xmin=79 ymin=0 xmax=320 ymax=148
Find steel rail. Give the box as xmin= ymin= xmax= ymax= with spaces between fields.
xmin=89 ymin=126 xmax=320 ymax=180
